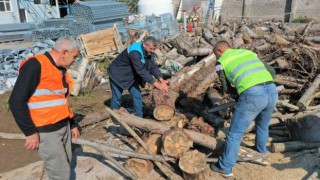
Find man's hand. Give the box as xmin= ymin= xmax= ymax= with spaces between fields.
xmin=25 ymin=133 xmax=39 ymax=150
xmin=71 ymin=127 xmax=80 ymax=139
xmin=153 ymin=81 xmax=169 ymax=92
xmin=159 ymin=78 xmax=170 ymax=85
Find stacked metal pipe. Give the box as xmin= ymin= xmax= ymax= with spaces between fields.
xmin=72 ymin=2 xmax=129 ymax=23
xmin=70 ymin=1 xmax=130 ymax=37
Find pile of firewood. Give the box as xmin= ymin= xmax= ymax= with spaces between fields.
xmin=153 ymin=19 xmax=320 ymax=139
xmin=74 ymin=20 xmax=320 ymax=179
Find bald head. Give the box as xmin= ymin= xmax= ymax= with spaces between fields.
xmin=213 ymin=40 xmax=230 ymax=59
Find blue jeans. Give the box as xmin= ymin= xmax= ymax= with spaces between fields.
xmin=219 ymin=83 xmax=278 ymax=173
xmin=109 ymin=78 xmax=143 ymax=117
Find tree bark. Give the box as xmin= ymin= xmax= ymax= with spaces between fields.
xmin=110 ymin=109 xmax=218 ymax=149
xmin=153 ymin=89 xmax=179 ymax=121
xmin=297 ymin=74 xmax=320 ymax=110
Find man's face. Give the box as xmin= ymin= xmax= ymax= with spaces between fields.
xmin=214 ymin=48 xmax=225 ymax=59
xmin=143 ymin=43 xmax=156 ymax=55
xmin=61 ymin=48 xmax=79 ymax=68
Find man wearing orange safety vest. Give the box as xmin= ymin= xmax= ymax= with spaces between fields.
xmin=9 ymin=37 xmax=80 ymax=180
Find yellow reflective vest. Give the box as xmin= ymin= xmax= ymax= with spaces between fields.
xmin=218 ymin=49 xmax=273 ymax=94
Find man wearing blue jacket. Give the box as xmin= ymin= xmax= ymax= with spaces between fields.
xmin=107 ymin=36 xmax=168 ymax=117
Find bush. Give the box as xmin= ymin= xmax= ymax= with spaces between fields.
xmin=292 ymin=16 xmax=314 ymax=23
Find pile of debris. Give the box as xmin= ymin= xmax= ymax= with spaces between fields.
xmin=0 ymin=40 xmax=55 ymax=94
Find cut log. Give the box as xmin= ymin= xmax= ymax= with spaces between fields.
xmin=106 ymin=108 xmax=183 ymax=180
xmin=243 ymin=133 xmax=290 ymax=142
xmin=269 ymin=34 xmax=290 ymax=45
xmin=97 ymin=149 xmax=138 ymax=180
xmin=297 ymin=74 xmax=320 ymax=110
xmin=137 ymin=134 xmax=162 ymax=154
xmin=159 ymin=113 xmax=189 ymax=128
xmin=179 ymin=150 xmax=207 ymax=179
xmin=274 ymin=76 xmax=304 ymax=88
xmin=125 ymin=134 xmax=161 ymax=179
xmin=124 ymin=158 xmax=153 ymax=179
xmin=168 ymin=33 xmax=213 ymax=57
xmin=188 ymin=117 xmax=214 ymax=135
xmin=169 ymin=53 xmax=217 ymax=105
xmin=162 ymin=128 xmax=193 ymax=158
xmin=112 ymin=109 xmax=217 ymax=149
xmin=203 ymin=27 xmax=214 ymax=45
xmin=271 ymin=141 xmax=320 ymax=153
xmin=153 ymin=89 xmax=179 ymax=121
xmin=76 ymin=110 xmax=110 ymax=127
xmin=169 ymin=53 xmax=216 ymax=91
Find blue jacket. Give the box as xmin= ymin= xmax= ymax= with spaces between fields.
xmin=107 ymin=42 xmax=163 ymax=90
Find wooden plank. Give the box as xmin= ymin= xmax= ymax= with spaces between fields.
xmin=78 ymin=28 xmax=116 ymax=57
xmin=113 ymin=24 xmax=125 ymax=53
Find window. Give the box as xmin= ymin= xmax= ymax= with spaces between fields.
xmin=0 ymin=0 xmax=11 ymax=12
xmin=34 ymin=0 xmax=41 ymax=4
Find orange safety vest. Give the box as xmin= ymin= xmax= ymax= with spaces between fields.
xmin=19 ymin=54 xmax=74 ymax=127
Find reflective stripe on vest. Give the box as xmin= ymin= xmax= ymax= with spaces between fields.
xmin=28 ymin=99 xmax=67 ymax=109
xmin=127 ymin=42 xmax=145 ymax=63
xmin=218 ymin=49 xmax=273 ymax=94
xmin=32 ymin=88 xmax=67 ymax=96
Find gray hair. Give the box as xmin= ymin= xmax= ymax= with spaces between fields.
xmin=143 ymin=36 xmax=157 ymax=47
xmin=53 ymin=37 xmax=80 ymax=52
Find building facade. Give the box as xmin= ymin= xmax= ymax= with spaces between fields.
xmin=0 ymin=0 xmax=71 ymax=24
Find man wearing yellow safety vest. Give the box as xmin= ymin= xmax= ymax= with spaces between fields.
xmin=9 ymin=37 xmax=80 ymax=180
xmin=210 ymin=41 xmax=278 ymax=177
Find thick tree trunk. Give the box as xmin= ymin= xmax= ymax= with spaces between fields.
xmin=113 ymin=109 xmax=217 ymax=149
xmin=169 ymin=53 xmax=217 ymax=106
xmin=297 ymin=74 xmax=320 ymax=110
xmin=153 ymin=89 xmax=179 ymax=121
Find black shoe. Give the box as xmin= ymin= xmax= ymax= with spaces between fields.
xmin=210 ymin=163 xmax=234 ymax=177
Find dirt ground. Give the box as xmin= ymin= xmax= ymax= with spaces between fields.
xmin=0 ymin=85 xmax=319 ymax=180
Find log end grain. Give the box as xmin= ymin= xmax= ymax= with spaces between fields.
xmin=124 ymin=158 xmax=154 ymax=179
xmin=179 ymin=150 xmax=207 ymax=174
xmin=162 ymin=129 xmax=193 ymax=158
xmin=153 ymin=105 xmax=175 ymax=121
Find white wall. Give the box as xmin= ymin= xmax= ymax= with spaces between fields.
xmin=19 ymin=0 xmax=60 ymax=23
xmin=0 ymin=0 xmax=20 ymax=24
xmin=0 ymin=0 xmax=61 ymax=24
